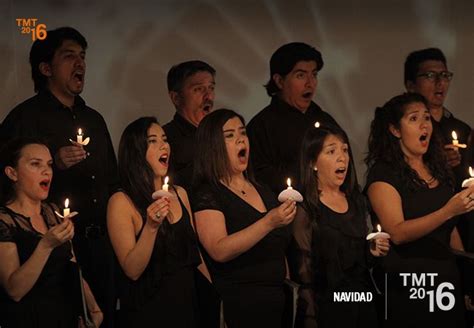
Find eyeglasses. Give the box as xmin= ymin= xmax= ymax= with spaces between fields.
xmin=416 ymin=71 xmax=454 ymax=82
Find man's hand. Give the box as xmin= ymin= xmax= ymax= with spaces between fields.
xmin=444 ymin=144 xmax=462 ymax=168
xmin=55 ymin=144 xmax=87 ymax=169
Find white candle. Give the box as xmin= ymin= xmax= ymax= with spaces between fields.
xmin=366 ymin=224 xmax=390 ymax=240
xmin=286 ymin=178 xmax=293 ymax=190
xmin=462 ymin=167 xmax=474 ymax=188
xmin=277 ymin=177 xmax=303 ymax=202
xmin=77 ymin=129 xmax=83 ymax=144
xmin=452 ymin=131 xmax=459 ymax=146
xmin=451 ymin=131 xmax=467 ymax=148
xmin=163 ymin=176 xmax=169 ymax=192
xmin=63 ymin=198 xmax=70 ymax=217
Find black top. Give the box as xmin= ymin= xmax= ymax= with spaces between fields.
xmin=163 ymin=113 xmax=197 ymax=191
xmin=247 ymin=97 xmax=340 ymax=194
xmin=433 ymin=109 xmax=471 ymax=188
xmin=192 ymin=182 xmax=291 ymax=327
xmin=365 ymin=161 xmax=464 ymax=327
xmin=0 ymin=203 xmax=79 ymax=327
xmin=289 ymin=200 xmax=376 ymax=328
xmin=0 ymin=90 xmax=119 ymax=232
xmin=118 ymin=191 xmax=201 ymax=327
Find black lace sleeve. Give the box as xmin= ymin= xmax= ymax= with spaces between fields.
xmin=192 ymin=183 xmax=224 ymax=213
xmin=289 ymin=206 xmax=317 ymax=327
xmin=0 ymin=210 xmax=15 ymax=242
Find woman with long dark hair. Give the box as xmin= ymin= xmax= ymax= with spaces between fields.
xmin=288 ymin=124 xmax=389 ymax=328
xmin=107 ymin=117 xmax=207 ymax=327
xmin=192 ymin=109 xmax=296 ymax=328
xmin=365 ymin=93 xmax=474 ymax=327
xmin=0 ymin=137 xmax=102 ymax=328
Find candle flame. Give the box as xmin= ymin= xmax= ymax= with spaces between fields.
xmin=314 ymin=121 xmax=320 ymax=128
xmin=65 ymin=198 xmax=69 ymax=208
xmin=164 ymin=176 xmax=169 ymax=185
xmin=287 ymin=178 xmax=291 ymax=187
xmin=470 ymin=166 xmax=474 ymax=178
xmin=78 ymin=128 xmax=83 ymax=135
xmin=376 ymin=224 xmax=381 ymax=232
xmin=452 ymin=131 xmax=458 ymax=140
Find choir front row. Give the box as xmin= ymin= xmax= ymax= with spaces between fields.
xmin=1 ymin=93 xmax=474 ymax=327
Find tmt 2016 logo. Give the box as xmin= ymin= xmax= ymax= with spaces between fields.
xmin=16 ymin=18 xmax=47 ymax=41
xmin=400 ymin=273 xmax=455 ymax=312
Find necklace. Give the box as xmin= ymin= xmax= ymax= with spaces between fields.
xmin=227 ymin=180 xmax=249 ymax=196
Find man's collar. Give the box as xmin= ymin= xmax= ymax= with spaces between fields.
xmin=38 ymin=89 xmax=85 ymax=111
xmin=270 ymin=96 xmax=318 ymax=114
xmin=173 ymin=112 xmax=197 ymax=135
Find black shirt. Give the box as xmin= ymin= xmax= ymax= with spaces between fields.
xmin=163 ymin=113 xmax=197 ymax=191
xmin=247 ymin=97 xmax=340 ymax=194
xmin=0 ymin=90 xmax=118 ymax=232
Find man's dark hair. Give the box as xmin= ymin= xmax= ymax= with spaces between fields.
xmin=265 ymin=42 xmax=323 ymax=97
xmin=167 ymin=60 xmax=216 ymax=93
xmin=404 ymin=48 xmax=447 ymax=85
xmin=29 ymin=26 xmax=88 ymax=92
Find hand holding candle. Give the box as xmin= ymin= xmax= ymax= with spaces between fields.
xmin=69 ymin=128 xmax=91 ymax=146
xmin=366 ymin=224 xmax=390 ymax=241
xmin=278 ymin=178 xmax=303 ymax=202
xmin=54 ymin=198 xmax=79 ymax=219
xmin=63 ymin=198 xmax=70 ymax=217
xmin=462 ymin=167 xmax=474 ymax=188
xmin=152 ymin=176 xmax=174 ymax=199
xmin=451 ymin=131 xmax=467 ymax=149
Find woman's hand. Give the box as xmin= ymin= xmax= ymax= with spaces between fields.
xmin=78 ymin=311 xmax=103 ymax=328
xmin=145 ymin=197 xmax=170 ymax=230
xmin=370 ymin=237 xmax=390 ymax=257
xmin=91 ymin=310 xmax=103 ymax=327
xmin=39 ymin=218 xmax=74 ymax=250
xmin=265 ymin=199 xmax=297 ymax=229
xmin=444 ymin=186 xmax=474 ymax=219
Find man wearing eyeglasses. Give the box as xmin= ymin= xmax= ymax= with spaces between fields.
xmin=405 ymin=48 xmax=471 ymax=185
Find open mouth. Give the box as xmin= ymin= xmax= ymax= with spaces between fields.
xmin=238 ymin=148 xmax=247 ymax=163
xmin=302 ymin=92 xmax=313 ymax=99
xmin=159 ymin=154 xmax=169 ymax=166
xmin=39 ymin=179 xmax=50 ymax=190
xmin=419 ymin=133 xmax=429 ymax=142
xmin=73 ymin=71 xmax=84 ymax=83
xmin=335 ymin=167 xmax=346 ymax=174
xmin=203 ymin=102 xmax=213 ymax=113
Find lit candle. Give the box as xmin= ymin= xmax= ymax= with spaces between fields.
xmin=451 ymin=131 xmax=467 ymax=148
xmin=63 ymin=198 xmax=70 ymax=217
xmin=462 ymin=167 xmax=474 ymax=188
xmin=278 ymin=178 xmax=303 ymax=202
xmin=366 ymin=224 xmax=390 ymax=241
xmin=163 ymin=176 xmax=169 ymax=192
xmin=77 ymin=129 xmax=83 ymax=144
xmin=314 ymin=121 xmax=320 ymax=128
xmin=287 ymin=178 xmax=293 ymax=189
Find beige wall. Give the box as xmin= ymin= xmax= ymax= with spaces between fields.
xmin=1 ymin=0 xmax=473 ymax=180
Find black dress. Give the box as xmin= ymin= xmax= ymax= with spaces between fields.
xmin=117 ymin=192 xmax=201 ymax=328
xmin=192 ymin=182 xmax=291 ymax=328
xmin=0 ymin=203 xmax=79 ymax=328
xmin=288 ymin=199 xmax=378 ymax=328
xmin=366 ymin=161 xmax=465 ymax=328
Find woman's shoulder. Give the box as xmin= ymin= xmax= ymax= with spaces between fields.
xmin=366 ymin=161 xmax=401 ymax=189
xmin=108 ymin=191 xmax=137 ymax=213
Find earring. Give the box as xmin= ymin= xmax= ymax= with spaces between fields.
xmin=313 ymin=166 xmax=318 ymax=172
